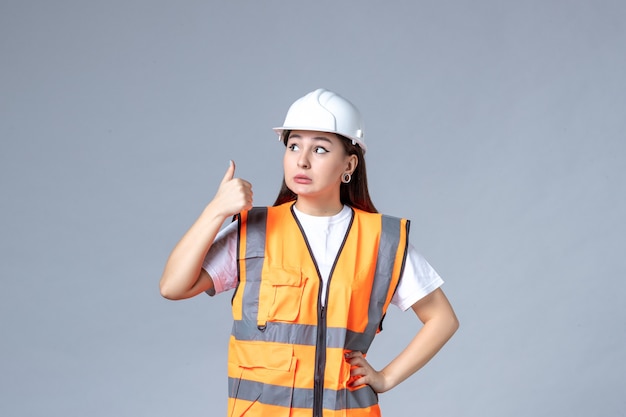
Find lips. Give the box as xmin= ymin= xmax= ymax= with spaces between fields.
xmin=293 ymin=174 xmax=312 ymax=184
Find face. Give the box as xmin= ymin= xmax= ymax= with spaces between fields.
xmin=283 ymin=130 xmax=357 ymax=204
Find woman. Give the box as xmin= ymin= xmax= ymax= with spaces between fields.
xmin=160 ymin=88 xmax=459 ymax=416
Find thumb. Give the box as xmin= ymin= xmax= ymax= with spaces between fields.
xmin=221 ymin=160 xmax=235 ymax=184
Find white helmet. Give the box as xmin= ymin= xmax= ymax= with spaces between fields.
xmin=273 ymin=88 xmax=367 ymax=153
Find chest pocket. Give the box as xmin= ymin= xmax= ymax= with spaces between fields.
xmin=263 ymin=267 xmax=306 ymax=322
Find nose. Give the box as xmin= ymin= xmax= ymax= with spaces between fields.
xmin=297 ymin=153 xmax=310 ymax=169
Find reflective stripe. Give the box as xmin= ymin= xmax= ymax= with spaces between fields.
xmin=243 ymin=207 xmax=267 ymax=258
xmin=328 ymin=385 xmax=378 ymax=411
xmin=232 ymin=320 xmax=318 ymax=344
xmin=339 ymin=216 xmax=404 ymax=353
xmin=228 ymin=377 xmax=378 ymax=410
xmin=233 ymin=319 xmax=371 ymax=350
xmin=239 ymin=207 xmax=266 ymax=326
xmin=362 ymin=215 xmax=401 ymax=347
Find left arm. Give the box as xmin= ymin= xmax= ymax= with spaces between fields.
xmin=345 ymin=287 xmax=459 ymax=393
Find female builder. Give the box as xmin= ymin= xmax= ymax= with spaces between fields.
xmin=160 ymin=88 xmax=459 ymax=417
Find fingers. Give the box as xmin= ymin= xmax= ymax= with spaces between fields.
xmin=227 ymin=178 xmax=253 ymax=212
xmin=213 ymin=160 xmax=254 ymax=215
xmin=349 ymin=375 xmax=367 ymax=388
xmin=348 ymin=365 xmax=369 ymax=388
xmin=221 ymin=160 xmax=235 ymax=185
xmin=240 ymin=182 xmax=254 ymax=210
xmin=345 ymin=351 xmax=384 ymax=392
xmin=345 ymin=351 xmax=364 ymax=360
xmin=345 ymin=351 xmax=367 ymax=386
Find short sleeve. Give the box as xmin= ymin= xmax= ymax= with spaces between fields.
xmin=391 ymin=244 xmax=444 ymax=311
xmin=202 ymin=220 xmax=239 ymax=295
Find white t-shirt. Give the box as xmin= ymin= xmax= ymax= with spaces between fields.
xmin=203 ymin=205 xmax=443 ymax=311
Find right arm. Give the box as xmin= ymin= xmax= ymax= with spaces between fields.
xmin=159 ymin=161 xmax=253 ymax=300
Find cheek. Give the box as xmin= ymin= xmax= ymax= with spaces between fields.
xmin=283 ymin=152 xmax=296 ymax=175
xmin=330 ymin=158 xmax=348 ymax=175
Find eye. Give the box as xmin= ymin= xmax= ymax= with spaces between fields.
xmin=288 ymin=143 xmax=300 ymax=151
xmin=314 ymin=146 xmax=328 ymax=154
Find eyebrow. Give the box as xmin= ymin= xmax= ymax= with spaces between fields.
xmin=287 ymin=134 xmax=334 ymax=144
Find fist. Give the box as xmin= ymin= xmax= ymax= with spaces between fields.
xmin=214 ymin=160 xmax=253 ymax=217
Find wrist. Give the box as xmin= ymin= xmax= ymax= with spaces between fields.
xmin=378 ymin=368 xmax=399 ymax=393
xmin=202 ymin=200 xmax=232 ymax=223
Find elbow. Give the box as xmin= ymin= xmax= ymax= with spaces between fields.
xmin=448 ymin=312 xmax=460 ymax=337
xmin=159 ymin=285 xmax=175 ymax=300
xmin=452 ymin=315 xmax=460 ymax=334
xmin=160 ymin=288 xmax=186 ymax=300
xmin=160 ymin=288 xmax=174 ymax=300
xmin=159 ymin=270 xmax=213 ymax=300
xmin=159 ymin=279 xmax=184 ymax=300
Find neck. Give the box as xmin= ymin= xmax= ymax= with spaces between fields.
xmin=294 ymin=197 xmax=343 ymax=216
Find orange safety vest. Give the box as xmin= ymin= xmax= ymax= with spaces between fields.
xmin=228 ymin=202 xmax=409 ymax=417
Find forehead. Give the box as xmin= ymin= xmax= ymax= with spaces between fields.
xmin=287 ymin=130 xmax=340 ymax=143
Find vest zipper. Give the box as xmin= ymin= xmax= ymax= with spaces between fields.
xmin=290 ymin=204 xmax=355 ymax=417
xmin=313 ymin=302 xmax=326 ymax=417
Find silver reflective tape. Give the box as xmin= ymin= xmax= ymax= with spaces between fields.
xmin=239 ymin=208 xmax=267 ymax=324
xmin=232 ymin=320 xmax=317 ymax=344
xmin=244 ymin=207 xmax=267 ymax=259
xmin=228 ymin=377 xmax=378 ymax=410
xmin=362 ymin=216 xmax=402 ymax=352
xmin=233 ymin=320 xmax=352 ymax=349
xmin=324 ymin=384 xmax=378 ymax=410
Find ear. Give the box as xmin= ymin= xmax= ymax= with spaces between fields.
xmin=346 ymin=154 xmax=358 ymax=174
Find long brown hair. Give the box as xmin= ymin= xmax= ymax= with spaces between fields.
xmin=273 ymin=130 xmax=378 ymax=213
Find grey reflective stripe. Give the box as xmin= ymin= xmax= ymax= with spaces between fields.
xmin=343 ymin=215 xmax=405 ymax=353
xmin=232 ymin=320 xmax=317 ymax=344
xmin=233 ymin=320 xmax=352 ymax=348
xmin=239 ymin=207 xmax=267 ymax=326
xmin=243 ymin=208 xmax=267 ymax=258
xmin=229 ymin=378 xmax=306 ymax=408
xmin=325 ymin=384 xmax=378 ymax=411
xmin=228 ymin=377 xmax=377 ymax=410
xmin=368 ymin=215 xmax=401 ymax=326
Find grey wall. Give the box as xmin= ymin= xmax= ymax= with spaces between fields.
xmin=1 ymin=1 xmax=624 ymax=416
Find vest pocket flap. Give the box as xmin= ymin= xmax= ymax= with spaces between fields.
xmin=232 ymin=340 xmax=294 ymax=371
xmin=267 ymin=267 xmax=303 ymax=286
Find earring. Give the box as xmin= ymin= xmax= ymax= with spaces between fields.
xmin=342 ymin=173 xmax=352 ymax=184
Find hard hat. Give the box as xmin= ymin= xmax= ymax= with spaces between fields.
xmin=273 ymin=88 xmax=367 ymax=153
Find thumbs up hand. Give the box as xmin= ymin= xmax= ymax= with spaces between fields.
xmin=211 ymin=160 xmax=253 ymax=217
